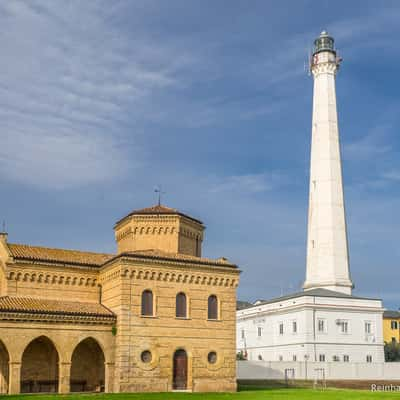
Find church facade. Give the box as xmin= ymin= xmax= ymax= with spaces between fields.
xmin=0 ymin=205 xmax=240 ymax=394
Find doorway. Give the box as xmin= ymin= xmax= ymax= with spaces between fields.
xmin=173 ymin=349 xmax=187 ymax=390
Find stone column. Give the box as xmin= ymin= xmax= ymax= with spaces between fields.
xmin=104 ymin=362 xmax=115 ymax=393
xmin=59 ymin=362 xmax=71 ymax=394
xmin=8 ymin=362 xmax=21 ymax=395
xmin=0 ymin=359 xmax=8 ymax=394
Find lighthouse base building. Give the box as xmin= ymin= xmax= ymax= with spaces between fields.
xmin=237 ymin=289 xmax=384 ymax=364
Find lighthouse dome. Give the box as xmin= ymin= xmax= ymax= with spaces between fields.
xmin=313 ymin=31 xmax=335 ymax=55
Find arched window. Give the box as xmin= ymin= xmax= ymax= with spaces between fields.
xmin=176 ymin=292 xmax=187 ymax=318
xmin=141 ymin=290 xmax=153 ymax=316
xmin=208 ymin=295 xmax=218 ymax=320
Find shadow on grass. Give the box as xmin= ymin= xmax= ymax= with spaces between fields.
xmin=237 ymin=380 xmax=310 ymax=392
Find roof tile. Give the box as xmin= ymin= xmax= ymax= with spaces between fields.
xmin=8 ymin=243 xmax=113 ymax=267
xmin=0 ymin=296 xmax=115 ymax=318
xmin=116 ymin=204 xmax=203 ymax=225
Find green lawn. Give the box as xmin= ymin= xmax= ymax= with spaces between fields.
xmin=2 ymin=389 xmax=400 ymax=400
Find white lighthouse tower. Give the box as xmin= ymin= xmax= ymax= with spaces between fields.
xmin=303 ymin=31 xmax=353 ymax=295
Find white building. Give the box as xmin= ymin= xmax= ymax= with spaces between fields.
xmin=237 ymin=31 xmax=384 ymax=364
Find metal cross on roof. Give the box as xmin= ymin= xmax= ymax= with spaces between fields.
xmin=154 ymin=185 xmax=166 ymax=206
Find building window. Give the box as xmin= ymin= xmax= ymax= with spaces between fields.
xmin=339 ymin=321 xmax=348 ymax=333
xmin=365 ymin=321 xmax=372 ymax=334
xmin=208 ymin=295 xmax=218 ymax=320
xmin=258 ymin=354 xmax=263 ymax=360
xmin=319 ymin=354 xmax=325 ymax=362
xmin=141 ymin=290 xmax=153 ymax=316
xmin=292 ymin=321 xmax=297 ymax=334
xmin=258 ymin=327 xmax=262 ymax=337
xmin=318 ymin=319 xmax=325 ymax=332
xmin=293 ymin=355 xmax=297 ymax=361
xmin=241 ymin=329 xmax=245 ymax=339
xmin=343 ymin=355 xmax=350 ymax=362
xmin=392 ymin=337 xmax=396 ymax=343
xmin=279 ymin=355 xmax=283 ymax=361
xmin=141 ymin=350 xmax=152 ymax=363
xmin=176 ymin=292 xmax=187 ymax=318
xmin=391 ymin=321 xmax=398 ymax=330
xmin=279 ymin=323 xmax=284 ymax=335
xmin=208 ymin=351 xmax=217 ymax=364
xmin=333 ymin=355 xmax=340 ymax=362
xmin=366 ymin=355 xmax=372 ymax=363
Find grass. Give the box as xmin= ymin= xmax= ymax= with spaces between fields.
xmin=2 ymin=388 xmax=400 ymax=400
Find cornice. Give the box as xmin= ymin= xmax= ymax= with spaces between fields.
xmin=237 ymin=303 xmax=384 ymax=321
xmin=7 ymin=267 xmax=99 ymax=287
xmin=10 ymin=258 xmax=101 ymax=271
xmin=100 ymin=262 xmax=239 ymax=287
xmin=0 ymin=311 xmax=115 ymax=325
xmin=311 ymin=62 xmax=338 ymax=76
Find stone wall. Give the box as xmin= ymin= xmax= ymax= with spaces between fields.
xmin=101 ymin=259 xmax=239 ymax=392
xmin=237 ymin=360 xmax=400 ymax=381
xmin=5 ymin=262 xmax=100 ymax=302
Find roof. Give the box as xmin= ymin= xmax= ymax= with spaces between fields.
xmin=8 ymin=243 xmax=113 ymax=267
xmin=5 ymin=242 xmax=236 ymax=270
xmin=238 ymin=288 xmax=381 ymax=310
xmin=0 ymin=296 xmax=115 ymax=319
xmin=115 ymin=204 xmax=204 ymax=226
xmin=384 ymin=310 xmax=400 ymax=319
xmin=110 ymin=249 xmax=238 ymax=268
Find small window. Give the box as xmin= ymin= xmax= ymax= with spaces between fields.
xmin=176 ymin=292 xmax=187 ymax=318
xmin=292 ymin=321 xmax=297 ymax=333
xmin=279 ymin=323 xmax=284 ymax=335
xmin=141 ymin=350 xmax=152 ymax=363
xmin=343 ymin=355 xmax=349 ymax=362
xmin=391 ymin=321 xmax=398 ymax=330
xmin=333 ymin=355 xmax=340 ymax=362
xmin=365 ymin=322 xmax=371 ymax=334
xmin=241 ymin=329 xmax=245 ymax=339
xmin=279 ymin=355 xmax=283 ymax=361
xmin=319 ymin=354 xmax=325 ymax=362
xmin=258 ymin=327 xmax=262 ymax=337
xmin=208 ymin=295 xmax=218 ymax=320
xmin=366 ymin=355 xmax=372 ymax=363
xmin=318 ymin=319 xmax=325 ymax=332
xmin=141 ymin=290 xmax=153 ymax=316
xmin=339 ymin=321 xmax=348 ymax=333
xmin=208 ymin=351 xmax=217 ymax=364
xmin=258 ymin=354 xmax=263 ymax=360
xmin=293 ymin=355 xmax=297 ymax=361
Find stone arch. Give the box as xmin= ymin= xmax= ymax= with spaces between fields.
xmin=70 ymin=337 xmax=105 ymax=392
xmin=20 ymin=336 xmax=59 ymax=393
xmin=0 ymin=341 xmax=9 ymax=394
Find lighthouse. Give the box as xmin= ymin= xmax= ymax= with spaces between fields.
xmin=236 ymin=31 xmax=384 ymax=365
xmin=303 ymin=31 xmax=353 ymax=295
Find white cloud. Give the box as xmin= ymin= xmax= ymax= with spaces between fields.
xmin=0 ymin=0 xmax=185 ymax=189
xmin=343 ymin=126 xmax=392 ymax=161
xmin=208 ymin=172 xmax=284 ymax=194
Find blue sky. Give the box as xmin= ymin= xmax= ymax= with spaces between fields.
xmin=1 ymin=0 xmax=400 ymax=308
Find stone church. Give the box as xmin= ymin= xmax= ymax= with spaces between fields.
xmin=0 ymin=204 xmax=240 ymax=394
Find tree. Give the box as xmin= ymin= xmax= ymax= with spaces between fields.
xmin=384 ymin=341 xmax=400 ymax=361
